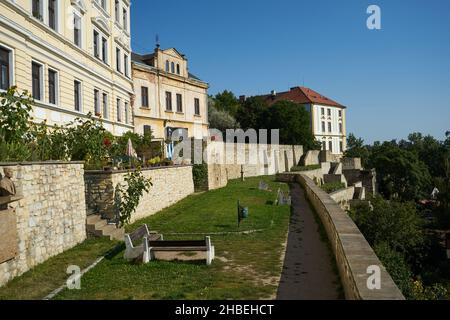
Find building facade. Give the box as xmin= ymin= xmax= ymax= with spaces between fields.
xmin=131 ymin=46 xmax=209 ymax=142
xmin=0 ymin=0 xmax=134 ymax=135
xmin=254 ymin=86 xmax=347 ymax=155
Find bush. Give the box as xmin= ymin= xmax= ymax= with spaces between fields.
xmin=192 ymin=163 xmax=208 ymax=192
xmin=290 ymin=164 xmax=321 ymax=172
xmin=0 ymin=141 xmax=31 ymax=162
xmin=320 ymin=182 xmax=346 ymax=193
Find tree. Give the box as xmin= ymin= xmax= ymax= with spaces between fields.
xmin=367 ymin=142 xmax=432 ymax=201
xmin=262 ymin=100 xmax=320 ymax=150
xmin=344 ymin=133 xmax=370 ymax=166
xmin=235 ymin=96 xmax=268 ymax=130
xmin=212 ymin=90 xmax=240 ymax=117
xmin=349 ymin=197 xmax=426 ymax=265
xmin=208 ymin=102 xmax=239 ymax=134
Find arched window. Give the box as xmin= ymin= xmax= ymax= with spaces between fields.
xmin=171 ymin=62 xmax=175 ymax=73
xmin=176 ymin=63 xmax=180 ymax=74
xmin=165 ymin=60 xmax=169 ymax=72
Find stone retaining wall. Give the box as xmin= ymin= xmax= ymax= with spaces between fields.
xmin=277 ymin=172 xmax=405 ymax=300
xmin=85 ymin=165 xmax=195 ymax=223
xmin=0 ymin=162 xmax=86 ymax=287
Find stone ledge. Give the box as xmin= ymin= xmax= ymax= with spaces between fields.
xmin=85 ymin=164 xmax=192 ymax=175
xmin=0 ymin=161 xmax=85 ymax=166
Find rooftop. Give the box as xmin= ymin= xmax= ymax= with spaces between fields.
xmin=257 ymin=87 xmax=345 ymax=108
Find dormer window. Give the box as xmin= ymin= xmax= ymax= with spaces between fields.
xmin=165 ymin=60 xmax=169 ymax=72
xmin=176 ymin=64 xmax=180 ymax=75
xmin=171 ymin=62 xmax=175 ymax=73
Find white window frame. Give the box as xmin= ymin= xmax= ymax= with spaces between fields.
xmin=116 ymin=98 xmax=122 ymax=122
xmin=93 ymin=27 xmax=108 ymax=64
xmin=31 ymin=60 xmax=44 ymax=102
xmin=30 ymin=0 xmax=61 ymax=33
xmin=47 ymin=67 xmax=59 ymax=106
xmin=102 ymin=92 xmax=109 ymax=119
xmin=74 ymin=79 xmax=83 ymax=112
xmin=124 ymin=53 xmax=129 ymax=77
xmin=73 ymin=10 xmax=83 ymax=48
xmin=94 ymin=88 xmax=101 ymax=115
xmin=122 ymin=6 xmax=129 ymax=32
xmin=0 ymin=43 xmax=15 ymax=91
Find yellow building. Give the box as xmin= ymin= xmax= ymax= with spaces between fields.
xmin=131 ymin=46 xmax=209 ymax=142
xmin=0 ymin=0 xmax=134 ymax=135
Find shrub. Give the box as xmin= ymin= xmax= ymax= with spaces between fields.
xmin=0 ymin=140 xmax=31 ymax=162
xmin=192 ymin=163 xmax=208 ymax=192
xmin=115 ymin=168 xmax=152 ymax=227
xmin=290 ymin=164 xmax=321 ymax=172
xmin=320 ymin=182 xmax=346 ymax=193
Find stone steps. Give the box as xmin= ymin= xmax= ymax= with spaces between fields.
xmin=86 ymin=215 xmax=124 ymax=241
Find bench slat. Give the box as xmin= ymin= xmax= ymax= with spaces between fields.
xmin=148 ymin=240 xmax=206 ymax=247
xmin=150 ymin=246 xmax=207 ymax=252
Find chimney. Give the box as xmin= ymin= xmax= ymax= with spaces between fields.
xmin=271 ymin=90 xmax=277 ymax=97
xmin=239 ymin=95 xmax=246 ymax=103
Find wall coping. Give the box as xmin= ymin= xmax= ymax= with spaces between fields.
xmin=278 ymin=172 xmax=405 ymax=300
xmin=84 ymin=164 xmax=192 ymax=175
xmin=0 ymin=161 xmax=85 ymax=166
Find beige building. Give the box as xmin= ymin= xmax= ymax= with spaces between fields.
xmin=0 ymin=0 xmax=134 ymax=135
xmin=131 ymin=46 xmax=209 ymax=143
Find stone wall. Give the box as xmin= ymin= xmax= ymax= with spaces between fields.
xmin=85 ymin=165 xmax=195 ymax=223
xmin=283 ymin=172 xmax=404 ymax=300
xmin=0 ymin=162 xmax=87 ymax=287
xmin=205 ymin=142 xmax=303 ymax=190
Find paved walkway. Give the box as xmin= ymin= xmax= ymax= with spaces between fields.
xmin=276 ymin=183 xmax=341 ymax=300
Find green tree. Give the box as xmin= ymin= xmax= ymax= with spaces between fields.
xmin=263 ymin=100 xmax=320 ymax=150
xmin=208 ymin=102 xmax=239 ymax=134
xmin=344 ymin=133 xmax=370 ymax=166
xmin=235 ymin=96 xmax=268 ymax=130
xmin=213 ymin=90 xmax=240 ymax=117
xmin=367 ymin=142 xmax=432 ymax=201
xmin=349 ymin=197 xmax=425 ymax=264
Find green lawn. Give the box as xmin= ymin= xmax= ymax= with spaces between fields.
xmin=1 ymin=176 xmax=291 ymax=300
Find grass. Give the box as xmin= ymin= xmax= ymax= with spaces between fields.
xmin=290 ymin=164 xmax=321 ymax=172
xmin=320 ymin=182 xmax=346 ymax=194
xmin=2 ymin=176 xmax=290 ymax=300
xmin=0 ymin=237 xmax=117 ymax=300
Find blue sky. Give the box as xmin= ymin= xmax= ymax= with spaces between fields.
xmin=131 ymin=0 xmax=450 ymax=143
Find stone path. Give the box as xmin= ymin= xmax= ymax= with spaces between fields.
xmin=276 ymin=183 xmax=341 ymax=300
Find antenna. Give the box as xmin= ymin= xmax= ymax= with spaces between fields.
xmin=155 ymin=34 xmax=160 ymax=48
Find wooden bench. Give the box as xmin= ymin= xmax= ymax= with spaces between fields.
xmin=148 ymin=237 xmax=215 ymax=265
xmin=124 ymin=224 xmax=163 ymax=263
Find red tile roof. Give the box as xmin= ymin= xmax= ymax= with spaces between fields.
xmin=259 ymin=87 xmax=345 ymax=108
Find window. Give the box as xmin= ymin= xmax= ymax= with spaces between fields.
xmin=321 ymin=108 xmax=324 ymax=116
xmin=165 ymin=60 xmax=169 ymax=72
xmin=100 ymin=0 xmax=106 ymax=10
xmin=328 ymin=141 xmax=333 ymax=153
xmin=93 ymin=30 xmax=100 ymax=58
xmin=123 ymin=8 xmax=128 ymax=31
xmin=165 ymin=91 xmax=172 ymax=111
xmin=194 ymin=98 xmax=200 ymax=115
xmin=124 ymin=102 xmax=129 ymax=124
xmin=0 ymin=47 xmax=11 ymax=90
xmin=73 ymin=14 xmax=81 ymax=47
xmin=102 ymin=93 xmax=108 ymax=119
xmin=32 ymin=0 xmax=43 ymax=21
xmin=340 ymin=140 xmax=343 ymax=153
xmin=74 ymin=80 xmax=81 ymax=111
xmin=48 ymin=0 xmax=57 ymax=30
xmin=321 ymin=121 xmax=325 ymax=132
xmin=141 ymin=86 xmax=149 ymax=107
xmin=328 ymin=122 xmax=332 ymax=133
xmin=176 ymin=64 xmax=180 ymax=75
xmin=327 ymin=109 xmax=331 ymax=117
xmin=176 ymin=94 xmax=183 ymax=112
xmin=102 ymin=37 xmax=108 ymax=64
xmin=339 ymin=122 xmax=343 ymax=133
xmin=322 ymin=141 xmax=326 ymax=151
xmin=124 ymin=54 xmax=129 ymax=77
xmin=48 ymin=69 xmax=57 ymax=105
xmin=94 ymin=89 xmax=100 ymax=115
xmin=171 ymin=62 xmax=175 ymax=73
xmin=32 ymin=62 xmax=43 ymax=101
xmin=116 ymin=48 xmax=121 ymax=72
xmin=116 ymin=98 xmax=121 ymax=122
xmin=143 ymin=125 xmax=152 ymax=136
xmin=339 ymin=110 xmax=342 ymax=118
xmin=115 ymin=0 xmax=120 ymax=23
